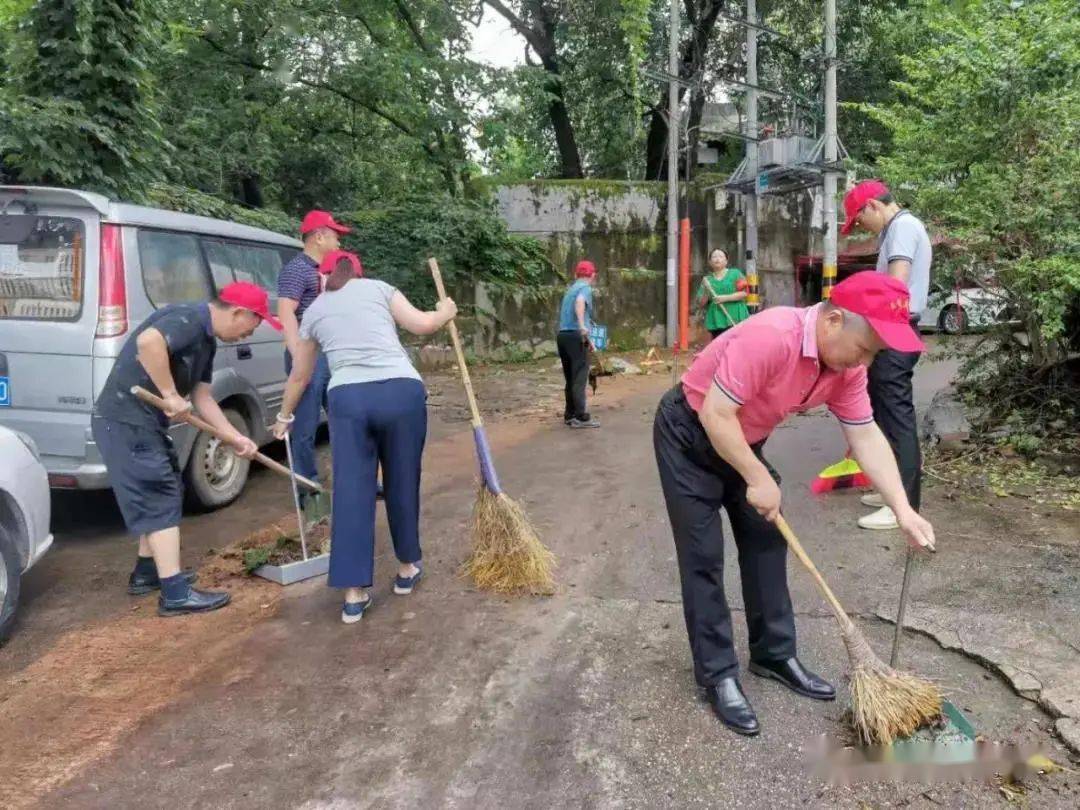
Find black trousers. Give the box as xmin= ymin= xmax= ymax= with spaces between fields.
xmin=653 ymin=386 xmax=796 ymax=686
xmin=557 ymin=330 xmax=591 ymax=421
xmin=867 ymin=339 xmax=922 ymax=510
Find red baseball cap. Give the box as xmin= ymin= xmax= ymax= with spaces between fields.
xmin=841 ymin=179 xmax=890 ymax=235
xmin=219 ymin=281 xmax=283 ymax=331
xmin=575 ymin=260 xmax=596 ymax=278
xmin=318 ymin=250 xmax=363 ymax=277
xmin=830 ymin=271 xmax=924 ymax=352
xmin=300 ymin=209 xmax=351 ymax=236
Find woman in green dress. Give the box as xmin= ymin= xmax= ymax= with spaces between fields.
xmin=695 ymin=248 xmax=750 ymax=339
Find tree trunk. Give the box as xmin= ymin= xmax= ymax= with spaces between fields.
xmin=644 ymin=1 xmax=725 ymax=180
xmin=546 ymin=77 xmax=584 ymax=178
xmin=237 ymin=173 xmax=264 ymax=208
xmin=485 ymin=1 xmax=584 ymax=178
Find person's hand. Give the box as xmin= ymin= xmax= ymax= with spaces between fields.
xmin=897 ymin=509 xmax=936 ymax=551
xmin=230 ymin=433 xmax=258 ymax=459
xmin=747 ymin=474 xmax=782 ymax=522
xmin=271 ymin=415 xmax=293 ymax=441
xmin=437 ymin=297 xmax=457 ymax=322
xmin=161 ymin=392 xmax=191 ymax=419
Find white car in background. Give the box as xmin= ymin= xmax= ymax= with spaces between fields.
xmin=918 ymin=284 xmax=1014 ymax=334
xmin=0 ymin=425 xmax=53 ymax=643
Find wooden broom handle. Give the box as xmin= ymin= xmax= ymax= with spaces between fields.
xmin=130 ymin=386 xmax=324 ymax=493
xmin=427 ymin=257 xmax=483 ymax=429
xmin=774 ymin=515 xmax=851 ymax=626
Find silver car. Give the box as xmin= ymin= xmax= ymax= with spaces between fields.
xmin=0 ymin=186 xmax=304 ymax=509
xmin=0 ymin=425 xmax=52 ymax=642
xmin=918 ymin=284 xmax=1015 ymax=334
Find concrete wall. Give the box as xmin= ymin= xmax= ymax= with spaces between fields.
xmin=468 ymin=180 xmax=816 ymax=359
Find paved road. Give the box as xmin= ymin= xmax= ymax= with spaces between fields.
xmin=3 ymin=343 xmax=1077 ymax=809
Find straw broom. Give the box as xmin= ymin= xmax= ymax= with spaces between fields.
xmin=427 ymin=258 xmax=555 ymax=595
xmin=775 ymin=516 xmax=942 ymax=745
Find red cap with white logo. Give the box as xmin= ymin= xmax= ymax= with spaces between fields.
xmin=830 ymin=271 xmax=924 ymax=352
xmin=300 ymin=210 xmax=351 ymax=235
xmin=219 ymin=281 xmax=283 ymax=331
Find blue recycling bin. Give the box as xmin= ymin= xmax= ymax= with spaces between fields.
xmin=589 ymin=324 xmax=608 ymax=351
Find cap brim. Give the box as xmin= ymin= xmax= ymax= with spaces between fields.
xmin=328 ymin=223 xmax=351 ymax=234
xmin=840 ymin=218 xmax=855 ymax=236
xmin=259 ymin=312 xmax=284 ymax=332
xmin=867 ymin=317 xmax=924 ymax=353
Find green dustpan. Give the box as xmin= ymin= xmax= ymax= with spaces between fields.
xmin=889 ymin=550 xmax=976 ymax=752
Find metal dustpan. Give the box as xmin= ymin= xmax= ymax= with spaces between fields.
xmin=253 ymin=433 xmax=330 ymax=585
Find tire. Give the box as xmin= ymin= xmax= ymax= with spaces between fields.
xmin=0 ymin=522 xmax=22 ymax=645
xmin=183 ymin=408 xmax=252 ymax=511
xmin=939 ymin=305 xmax=967 ymax=335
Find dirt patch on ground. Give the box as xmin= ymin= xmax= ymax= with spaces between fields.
xmin=0 ymin=524 xmax=289 ymax=810
xmin=0 ymin=355 xmax=665 ymax=808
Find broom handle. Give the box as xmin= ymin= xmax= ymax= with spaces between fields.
xmin=427 ymin=257 xmax=484 ymax=429
xmin=130 ymin=386 xmax=324 ymax=493
xmin=774 ymin=515 xmax=853 ymax=628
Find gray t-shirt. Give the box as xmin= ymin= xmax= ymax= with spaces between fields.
xmin=876 ymin=210 xmax=932 ymax=315
xmin=298 ymin=278 xmax=421 ymax=390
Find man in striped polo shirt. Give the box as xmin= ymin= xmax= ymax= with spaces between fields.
xmin=276 ymin=210 xmax=350 ymax=501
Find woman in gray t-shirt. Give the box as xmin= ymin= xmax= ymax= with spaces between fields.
xmin=274 ymin=251 xmax=457 ymax=623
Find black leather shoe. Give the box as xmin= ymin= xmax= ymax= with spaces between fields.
xmin=749 ymin=657 xmax=836 ymax=701
xmin=127 ymin=569 xmax=197 ymax=596
xmin=157 ymin=587 xmax=231 ymax=617
xmin=705 ymin=677 xmax=760 ymax=736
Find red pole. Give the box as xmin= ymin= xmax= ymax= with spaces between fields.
xmin=679 ymin=218 xmax=691 ymax=350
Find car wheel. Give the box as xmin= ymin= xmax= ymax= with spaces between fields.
xmin=939 ymin=305 xmax=967 ymax=335
xmin=0 ymin=522 xmax=21 ymax=645
xmin=184 ymin=407 xmax=252 ymax=511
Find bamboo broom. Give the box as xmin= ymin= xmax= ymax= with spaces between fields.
xmin=427 ymin=258 xmax=555 ymax=595
xmin=775 ymin=516 xmax=942 ymax=745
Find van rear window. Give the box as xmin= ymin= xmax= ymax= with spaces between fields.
xmin=0 ymin=216 xmax=85 ymax=321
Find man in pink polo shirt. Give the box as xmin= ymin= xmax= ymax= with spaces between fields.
xmin=653 ymin=271 xmax=935 ymax=736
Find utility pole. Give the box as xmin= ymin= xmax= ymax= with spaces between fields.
xmin=666 ymin=0 xmax=679 ymax=347
xmin=744 ymin=0 xmax=760 ymax=311
xmin=822 ymin=0 xmax=838 ymax=301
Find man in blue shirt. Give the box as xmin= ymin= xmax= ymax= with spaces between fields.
xmin=557 ymin=260 xmax=599 ymax=428
xmin=277 ymin=210 xmax=349 ymax=502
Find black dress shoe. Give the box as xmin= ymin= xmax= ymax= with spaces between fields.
xmin=127 ymin=569 xmax=197 ymax=596
xmin=705 ymin=677 xmax=760 ymax=736
xmin=749 ymin=657 xmax=836 ymax=701
xmin=157 ymin=587 xmax=231 ymax=617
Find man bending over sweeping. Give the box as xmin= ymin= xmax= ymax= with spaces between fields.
xmin=653 ymin=271 xmax=935 ymax=736
xmin=92 ymin=283 xmax=280 ymax=615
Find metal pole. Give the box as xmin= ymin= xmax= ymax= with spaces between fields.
xmin=745 ymin=0 xmax=760 ymax=311
xmin=822 ymin=0 xmax=838 ymax=301
xmin=666 ymin=0 xmax=679 ymax=346
xmin=284 ymin=432 xmax=309 ymax=561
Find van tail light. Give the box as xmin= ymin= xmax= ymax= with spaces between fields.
xmin=95 ymin=224 xmax=127 ymax=338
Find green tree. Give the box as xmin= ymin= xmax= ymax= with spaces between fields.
xmin=0 ymin=0 xmax=170 ymax=195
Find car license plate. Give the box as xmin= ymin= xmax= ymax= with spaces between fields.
xmin=0 ymin=375 xmax=9 ymax=407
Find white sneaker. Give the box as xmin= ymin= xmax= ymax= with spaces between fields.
xmin=860 ymin=492 xmax=885 ymax=508
xmin=858 ymin=506 xmax=899 ymax=530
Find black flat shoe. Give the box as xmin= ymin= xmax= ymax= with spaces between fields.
xmin=128 ymin=569 xmax=197 ymax=596
xmin=749 ymin=657 xmax=836 ymax=701
xmin=157 ymin=587 xmax=231 ymax=617
xmin=705 ymin=677 xmax=760 ymax=736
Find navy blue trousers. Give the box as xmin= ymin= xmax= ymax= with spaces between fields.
xmin=284 ymin=348 xmax=331 ymax=485
xmin=327 ymin=378 xmax=427 ymax=588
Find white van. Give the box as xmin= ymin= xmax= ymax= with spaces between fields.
xmin=0 ymin=186 xmax=304 ymax=509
